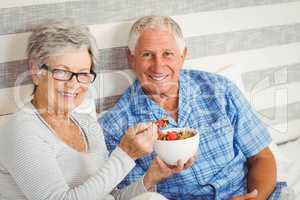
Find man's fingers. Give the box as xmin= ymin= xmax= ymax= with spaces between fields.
xmin=156 ymin=156 xmax=168 ymax=169
xmin=192 ymin=154 xmax=197 ymax=160
xmin=183 ymin=156 xmax=195 ymax=169
xmin=171 ymin=160 xmax=184 ymax=173
xmin=243 ymin=189 xmax=258 ymax=199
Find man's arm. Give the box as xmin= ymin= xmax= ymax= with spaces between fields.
xmin=224 ymin=78 xmax=277 ymax=200
xmin=247 ymin=147 xmax=277 ymax=200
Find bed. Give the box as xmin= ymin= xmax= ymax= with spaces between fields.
xmin=277 ymin=138 xmax=300 ymax=198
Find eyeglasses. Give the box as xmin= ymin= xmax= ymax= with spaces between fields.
xmin=40 ymin=64 xmax=97 ymax=84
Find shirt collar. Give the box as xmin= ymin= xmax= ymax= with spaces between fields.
xmin=130 ymin=70 xmax=200 ymax=126
xmin=130 ymin=80 xmax=152 ymax=115
xmin=177 ymin=71 xmax=193 ymax=126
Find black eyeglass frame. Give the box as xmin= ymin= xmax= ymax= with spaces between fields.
xmin=40 ymin=64 xmax=97 ymax=83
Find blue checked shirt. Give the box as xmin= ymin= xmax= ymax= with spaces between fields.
xmin=100 ymin=69 xmax=286 ymax=200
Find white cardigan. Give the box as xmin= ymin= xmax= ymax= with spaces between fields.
xmin=0 ymin=102 xmax=148 ymax=200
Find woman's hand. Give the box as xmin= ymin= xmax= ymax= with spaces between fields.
xmin=119 ymin=123 xmax=158 ymax=160
xmin=143 ymin=155 xmax=196 ymax=190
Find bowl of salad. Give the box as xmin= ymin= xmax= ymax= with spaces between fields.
xmin=154 ymin=123 xmax=199 ymax=165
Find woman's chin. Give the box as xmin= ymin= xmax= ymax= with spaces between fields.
xmin=58 ymin=104 xmax=76 ymax=113
xmin=56 ymin=100 xmax=81 ymax=113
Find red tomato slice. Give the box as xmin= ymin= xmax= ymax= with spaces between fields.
xmin=155 ymin=118 xmax=169 ymax=128
xmin=166 ymin=132 xmax=178 ymax=140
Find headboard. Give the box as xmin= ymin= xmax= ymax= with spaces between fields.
xmin=1 ymin=0 xmax=300 ymax=144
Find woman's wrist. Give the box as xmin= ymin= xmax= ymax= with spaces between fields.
xmin=118 ymin=139 xmax=139 ymax=160
xmin=143 ymin=173 xmax=157 ymax=191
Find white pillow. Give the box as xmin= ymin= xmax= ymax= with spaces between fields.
xmin=217 ymin=65 xmax=300 ymax=144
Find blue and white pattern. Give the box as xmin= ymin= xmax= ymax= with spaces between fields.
xmin=100 ymin=69 xmax=286 ymax=200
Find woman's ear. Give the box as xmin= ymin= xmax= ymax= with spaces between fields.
xmin=28 ymin=60 xmax=40 ymax=86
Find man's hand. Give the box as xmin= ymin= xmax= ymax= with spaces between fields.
xmin=143 ymin=155 xmax=196 ymax=190
xmin=228 ymin=189 xmax=258 ymax=200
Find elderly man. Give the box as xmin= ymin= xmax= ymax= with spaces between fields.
xmin=100 ymin=16 xmax=286 ymax=200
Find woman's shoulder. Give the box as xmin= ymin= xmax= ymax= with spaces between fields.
xmin=0 ymin=103 xmax=44 ymax=140
xmin=0 ymin=104 xmax=50 ymax=165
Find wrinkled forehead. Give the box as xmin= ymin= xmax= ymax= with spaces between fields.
xmin=138 ymin=25 xmax=174 ymax=38
xmin=44 ymin=46 xmax=89 ymax=59
xmin=44 ymin=46 xmax=90 ymax=61
xmin=44 ymin=48 xmax=92 ymax=71
xmin=136 ymin=28 xmax=179 ymax=50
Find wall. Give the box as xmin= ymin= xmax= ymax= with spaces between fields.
xmin=0 ymin=0 xmax=300 ymax=143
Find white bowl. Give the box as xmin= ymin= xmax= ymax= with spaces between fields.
xmin=154 ymin=128 xmax=199 ymax=165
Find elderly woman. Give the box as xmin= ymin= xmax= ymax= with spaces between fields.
xmin=0 ymin=19 xmax=167 ymax=200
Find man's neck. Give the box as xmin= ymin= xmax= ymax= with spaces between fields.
xmin=148 ymin=93 xmax=179 ymax=121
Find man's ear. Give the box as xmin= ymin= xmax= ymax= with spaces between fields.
xmin=182 ymin=47 xmax=187 ymax=60
xmin=127 ymin=49 xmax=135 ymax=70
xmin=28 ymin=60 xmax=40 ymax=86
xmin=179 ymin=48 xmax=188 ymax=69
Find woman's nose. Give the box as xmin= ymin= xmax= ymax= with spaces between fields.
xmin=65 ymin=74 xmax=79 ymax=88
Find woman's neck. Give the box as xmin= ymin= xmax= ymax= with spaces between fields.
xmin=31 ymin=96 xmax=71 ymax=122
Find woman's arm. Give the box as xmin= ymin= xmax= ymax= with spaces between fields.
xmin=111 ymin=155 xmax=196 ymax=200
xmin=0 ymin=124 xmax=135 ymax=200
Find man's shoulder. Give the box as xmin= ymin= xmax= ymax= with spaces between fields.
xmin=99 ymin=105 xmax=129 ymax=130
xmin=182 ymin=69 xmax=232 ymax=92
xmin=99 ymin=89 xmax=134 ymax=131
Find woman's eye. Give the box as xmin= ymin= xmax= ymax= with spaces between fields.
xmin=53 ymin=70 xmax=70 ymax=78
xmin=56 ymin=70 xmax=68 ymax=75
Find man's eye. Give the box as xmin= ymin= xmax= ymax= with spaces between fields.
xmin=141 ymin=52 xmax=152 ymax=58
xmin=163 ymin=51 xmax=174 ymax=57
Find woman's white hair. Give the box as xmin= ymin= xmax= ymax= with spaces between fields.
xmin=27 ymin=18 xmax=98 ymax=69
xmin=128 ymin=16 xmax=186 ymax=54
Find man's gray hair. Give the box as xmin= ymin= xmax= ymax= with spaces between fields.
xmin=27 ymin=19 xmax=98 ymax=69
xmin=128 ymin=16 xmax=186 ymax=54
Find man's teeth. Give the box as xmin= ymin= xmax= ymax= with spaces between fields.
xmin=59 ymin=91 xmax=77 ymax=97
xmin=150 ymin=75 xmax=167 ymax=81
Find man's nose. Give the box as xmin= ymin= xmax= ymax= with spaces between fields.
xmin=152 ymin=56 xmax=165 ymax=72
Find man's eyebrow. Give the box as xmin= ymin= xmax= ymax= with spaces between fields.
xmin=140 ymin=50 xmax=153 ymax=52
xmin=139 ymin=50 xmax=154 ymax=54
xmin=163 ymin=49 xmax=174 ymax=51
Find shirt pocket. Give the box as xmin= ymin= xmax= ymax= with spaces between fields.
xmin=191 ymin=116 xmax=235 ymax=169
